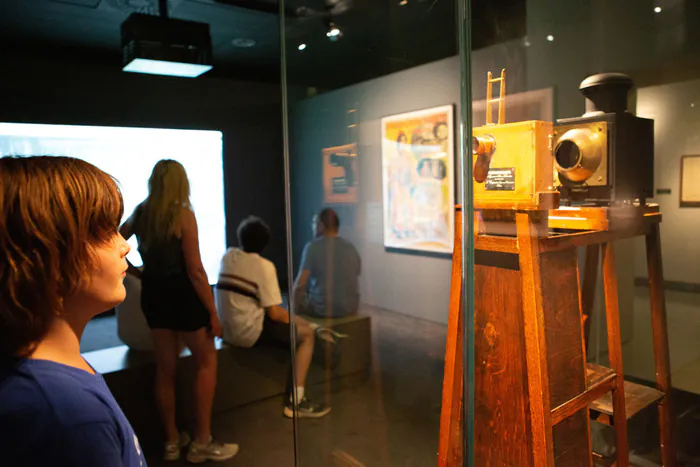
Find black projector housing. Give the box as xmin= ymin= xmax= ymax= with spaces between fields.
xmin=121 ymin=13 xmax=213 ymax=68
xmin=553 ymin=73 xmax=654 ymax=205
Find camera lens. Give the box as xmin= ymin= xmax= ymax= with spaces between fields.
xmin=472 ymin=136 xmax=480 ymax=155
xmin=555 ymin=140 xmax=581 ymax=169
xmin=553 ymin=127 xmax=604 ymax=183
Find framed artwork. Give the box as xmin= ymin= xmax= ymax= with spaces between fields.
xmin=381 ymin=105 xmax=454 ymax=254
xmin=680 ymin=155 xmax=700 ymax=207
xmin=323 ymin=143 xmax=358 ymax=204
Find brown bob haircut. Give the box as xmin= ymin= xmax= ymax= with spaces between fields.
xmin=0 ymin=156 xmax=124 ymax=357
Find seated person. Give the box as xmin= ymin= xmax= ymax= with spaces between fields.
xmin=293 ymin=208 xmax=361 ymax=318
xmin=215 ymin=216 xmax=331 ymax=419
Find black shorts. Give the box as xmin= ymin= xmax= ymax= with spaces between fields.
xmin=140 ymin=273 xmax=210 ymax=332
xmin=255 ymin=314 xmax=297 ymax=349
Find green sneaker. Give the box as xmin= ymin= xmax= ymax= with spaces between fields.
xmin=283 ymin=398 xmax=331 ymax=419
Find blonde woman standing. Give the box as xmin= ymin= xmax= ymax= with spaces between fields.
xmin=120 ymin=160 xmax=238 ymax=463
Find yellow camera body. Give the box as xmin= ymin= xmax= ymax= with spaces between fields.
xmin=473 ymin=120 xmax=557 ymax=210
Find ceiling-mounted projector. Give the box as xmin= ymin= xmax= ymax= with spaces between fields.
xmin=121 ymin=13 xmax=213 ymax=78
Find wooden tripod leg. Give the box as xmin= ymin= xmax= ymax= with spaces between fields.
xmin=516 ymin=212 xmax=554 ymax=467
xmin=645 ymin=223 xmax=676 ymax=467
xmin=601 ymin=242 xmax=630 ymax=467
xmin=575 ymin=257 xmax=594 ymax=467
xmin=438 ymin=206 xmax=464 ymax=467
xmin=581 ymin=245 xmax=600 ymax=350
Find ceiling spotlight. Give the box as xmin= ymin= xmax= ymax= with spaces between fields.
xmin=298 ymin=43 xmax=307 ymax=51
xmin=232 ymin=38 xmax=256 ymax=48
xmin=326 ymin=22 xmax=342 ymax=41
xmin=399 ymin=0 xmax=408 ymax=5
xmin=546 ymin=34 xmax=554 ymax=42
xmin=654 ymin=6 xmax=662 ymax=13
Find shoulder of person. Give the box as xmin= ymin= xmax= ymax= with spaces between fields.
xmin=241 ymin=252 xmax=276 ymax=278
xmin=219 ymin=247 xmax=242 ymax=272
xmin=3 ymin=364 xmax=113 ymax=427
xmin=30 ymin=365 xmax=116 ymax=427
xmin=127 ymin=203 xmax=144 ymax=227
xmin=307 ymin=237 xmax=325 ymax=249
xmin=338 ymin=236 xmax=357 ymax=248
xmin=180 ymin=205 xmax=196 ymax=222
xmin=221 ymin=246 xmax=240 ymax=260
xmin=0 ymin=367 xmax=52 ymax=419
xmin=258 ymin=255 xmax=278 ymax=273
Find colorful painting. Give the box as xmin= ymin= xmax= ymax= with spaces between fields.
xmin=381 ymin=105 xmax=454 ymax=253
xmin=323 ymin=143 xmax=358 ymax=204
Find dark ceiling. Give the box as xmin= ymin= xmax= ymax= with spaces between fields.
xmin=0 ymin=0 xmax=525 ymax=90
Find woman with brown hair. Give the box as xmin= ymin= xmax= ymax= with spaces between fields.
xmin=120 ymin=159 xmax=238 ymax=463
xmin=0 ymin=156 xmax=145 ymax=466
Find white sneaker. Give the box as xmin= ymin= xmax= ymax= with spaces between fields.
xmin=164 ymin=432 xmax=191 ymax=461
xmin=186 ymin=437 xmax=239 ymax=463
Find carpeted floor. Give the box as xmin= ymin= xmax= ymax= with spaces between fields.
xmin=82 ymin=305 xmax=700 ymax=466
xmin=140 ymin=306 xmax=447 ymax=467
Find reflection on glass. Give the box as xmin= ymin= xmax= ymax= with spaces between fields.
xmin=283 ymin=0 xmax=468 ymax=464
xmin=293 ymin=209 xmax=361 ymax=319
xmin=382 ymin=106 xmax=455 ymax=254
xmin=465 ymin=0 xmax=700 ymax=465
xmin=216 ymin=216 xmax=331 ymax=421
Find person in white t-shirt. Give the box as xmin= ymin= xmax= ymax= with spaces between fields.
xmin=215 ymin=216 xmax=331 ymax=419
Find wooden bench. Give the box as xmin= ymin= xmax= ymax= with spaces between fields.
xmin=83 ymin=312 xmax=372 ymax=443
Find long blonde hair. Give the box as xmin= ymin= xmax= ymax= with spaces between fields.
xmin=136 ymin=159 xmax=191 ymax=246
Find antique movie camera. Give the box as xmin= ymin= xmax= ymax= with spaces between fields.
xmin=472 ymin=71 xmax=654 ymax=210
xmin=472 ymin=70 xmax=558 ymax=210
xmin=553 ymin=73 xmax=654 ymax=205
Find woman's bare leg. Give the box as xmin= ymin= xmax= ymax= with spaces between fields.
xmin=181 ymin=328 xmax=217 ymax=444
xmin=151 ymin=329 xmax=180 ymax=443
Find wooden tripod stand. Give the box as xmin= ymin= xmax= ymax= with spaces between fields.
xmin=438 ymin=205 xmax=675 ymax=466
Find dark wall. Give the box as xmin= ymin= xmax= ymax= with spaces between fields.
xmin=0 ymin=53 xmax=288 ymax=285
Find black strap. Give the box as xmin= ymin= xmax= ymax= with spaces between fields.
xmin=215 ymin=282 xmax=260 ymax=303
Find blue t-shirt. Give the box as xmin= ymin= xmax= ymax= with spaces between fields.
xmin=0 ymin=358 xmax=147 ymax=467
xmin=300 ymin=236 xmax=361 ymax=317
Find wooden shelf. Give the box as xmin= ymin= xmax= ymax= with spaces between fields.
xmin=592 ymin=451 xmax=616 ymax=467
xmin=552 ymin=364 xmax=617 ymax=425
xmin=587 ymin=363 xmax=616 ymax=386
xmin=549 ymin=204 xmax=659 ymax=232
xmin=593 ymin=452 xmax=643 ymax=467
xmin=590 ymin=380 xmax=665 ymax=426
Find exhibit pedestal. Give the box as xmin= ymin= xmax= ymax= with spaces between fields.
xmin=438 ymin=204 xmax=675 ymax=467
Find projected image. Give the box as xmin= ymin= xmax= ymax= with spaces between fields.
xmin=0 ymin=123 xmax=225 ymax=283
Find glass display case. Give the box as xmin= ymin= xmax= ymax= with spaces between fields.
xmin=0 ymin=0 xmax=698 ymax=465
xmin=280 ymin=0 xmax=474 ymax=465
xmin=280 ymin=0 xmax=700 ymax=466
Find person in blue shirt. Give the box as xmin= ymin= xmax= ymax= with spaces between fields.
xmin=0 ymin=156 xmax=147 ymax=467
xmin=293 ymin=208 xmax=361 ymax=318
